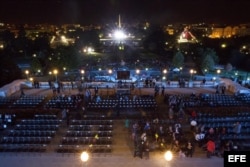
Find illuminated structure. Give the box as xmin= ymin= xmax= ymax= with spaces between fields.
xmin=100 ymin=15 xmax=141 ymax=47
xmin=178 ymin=26 xmax=197 ymax=43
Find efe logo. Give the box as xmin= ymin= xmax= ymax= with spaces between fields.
xmin=228 ymin=155 xmax=246 ymax=162
xmin=224 ymin=151 xmax=249 ymax=167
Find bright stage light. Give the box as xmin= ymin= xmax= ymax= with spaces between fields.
xmin=114 ymin=30 xmax=127 ymax=40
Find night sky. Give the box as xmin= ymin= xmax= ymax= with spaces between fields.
xmin=0 ymin=0 xmax=250 ymax=25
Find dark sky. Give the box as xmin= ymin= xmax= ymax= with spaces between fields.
xmin=0 ymin=0 xmax=250 ymax=25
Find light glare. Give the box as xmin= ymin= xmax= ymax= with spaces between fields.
xmin=114 ymin=30 xmax=126 ymax=40
xmin=80 ymin=151 xmax=89 ymax=162
xmin=164 ymin=151 xmax=173 ymax=161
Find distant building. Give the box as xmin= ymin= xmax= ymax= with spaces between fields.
xmin=178 ymin=26 xmax=197 ymax=43
xmin=209 ymin=24 xmax=250 ymax=38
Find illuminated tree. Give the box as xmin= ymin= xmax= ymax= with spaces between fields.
xmin=172 ymin=51 xmax=184 ymax=68
xmin=30 ymin=57 xmax=42 ymax=74
xmin=201 ymin=54 xmax=215 ymax=73
xmin=197 ymin=48 xmax=219 ymax=73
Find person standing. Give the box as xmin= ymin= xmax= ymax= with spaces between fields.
xmin=124 ymin=118 xmax=130 ymax=130
xmin=94 ymin=86 xmax=98 ymax=96
xmin=186 ymin=141 xmax=194 ymax=157
xmin=233 ymin=122 xmax=241 ymax=137
xmin=161 ymin=86 xmax=165 ymax=96
xmin=206 ymin=139 xmax=215 ymax=158
xmin=143 ymin=141 xmax=150 ymax=160
xmin=169 ymin=105 xmax=174 ymax=120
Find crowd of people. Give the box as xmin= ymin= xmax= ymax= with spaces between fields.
xmin=128 ymin=116 xmax=197 ymax=159
xmin=125 ymin=92 xmax=249 ymax=160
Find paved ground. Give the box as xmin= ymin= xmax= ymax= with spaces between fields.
xmin=0 ymin=152 xmax=223 ymax=167
xmin=0 ymin=86 xmax=225 ymax=167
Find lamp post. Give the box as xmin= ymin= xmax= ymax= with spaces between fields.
xmin=80 ymin=151 xmax=89 ymax=167
xmin=216 ymin=69 xmax=221 ymax=82
xmin=53 ymin=69 xmax=58 ymax=82
xmin=136 ymin=69 xmax=140 ymax=86
xmin=136 ymin=69 xmax=140 ymax=95
xmin=162 ymin=69 xmax=167 ymax=85
xmin=107 ymin=69 xmax=112 ymax=96
xmin=81 ymin=69 xmax=85 ymax=81
xmin=190 ymin=69 xmax=194 ymax=80
xmin=25 ymin=70 xmax=29 ymax=80
xmin=217 ymin=69 xmax=221 ymax=76
xmin=108 ymin=69 xmax=112 ymax=80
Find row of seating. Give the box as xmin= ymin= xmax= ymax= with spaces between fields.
xmin=235 ymin=141 xmax=250 ymax=151
xmin=65 ymin=130 xmax=112 ymax=137
xmin=34 ymin=114 xmax=57 ymax=120
xmin=227 ymin=128 xmax=250 ymax=134
xmin=87 ymin=99 xmax=157 ymax=110
xmin=0 ymin=136 xmax=52 ymax=144
xmin=61 ymin=137 xmax=112 ymax=145
xmin=203 ymin=101 xmax=245 ymax=107
xmin=0 ymin=96 xmax=20 ymax=108
xmin=45 ymin=101 xmax=77 ymax=109
xmin=82 ymin=115 xmax=112 ymax=120
xmin=166 ymin=94 xmax=250 ymax=108
xmin=0 ymin=144 xmax=47 ymax=152
xmin=20 ymin=119 xmax=62 ymax=125
xmin=57 ymin=114 xmax=114 ymax=154
xmin=10 ymin=95 xmax=46 ymax=108
xmin=44 ymin=95 xmax=82 ymax=109
xmin=201 ymin=94 xmax=248 ymax=107
xmin=8 ymin=130 xmax=56 ymax=137
xmin=196 ymin=116 xmax=250 ymax=124
xmin=56 ymin=144 xmax=112 ymax=154
xmin=70 ymin=119 xmax=113 ymax=126
xmin=221 ymin=134 xmax=250 ymax=140
xmin=201 ymin=122 xmax=250 ymax=129
xmin=68 ymin=125 xmax=113 ymax=131
xmin=0 ymin=95 xmax=82 ymax=109
xmin=88 ymin=104 xmax=157 ymax=109
xmin=15 ymin=124 xmax=59 ymax=131
xmin=236 ymin=95 xmax=250 ymax=105
xmin=0 ymin=114 xmax=62 ymax=152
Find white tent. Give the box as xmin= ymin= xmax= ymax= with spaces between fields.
xmin=0 ymin=79 xmax=32 ymax=97
xmin=220 ymin=78 xmax=250 ymax=94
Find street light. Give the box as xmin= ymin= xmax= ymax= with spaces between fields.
xmin=136 ymin=69 xmax=140 ymax=75
xmin=25 ymin=70 xmax=29 ymax=80
xmin=108 ymin=69 xmax=112 ymax=81
xmin=63 ymin=67 xmax=67 ymax=75
xmin=108 ymin=69 xmax=112 ymax=75
xmin=53 ymin=69 xmax=58 ymax=82
xmin=190 ymin=69 xmax=194 ymax=80
xmin=217 ymin=69 xmax=221 ymax=75
xmin=37 ymin=69 xmax=41 ymax=75
xmin=135 ymin=69 xmax=141 ymax=94
xmin=80 ymin=151 xmax=89 ymax=167
xmin=163 ymin=69 xmax=167 ymax=74
xmin=136 ymin=69 xmax=140 ymax=82
xmin=81 ymin=70 xmax=85 ymax=81
xmin=216 ymin=69 xmax=221 ymax=82
xmin=162 ymin=69 xmax=168 ymax=83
